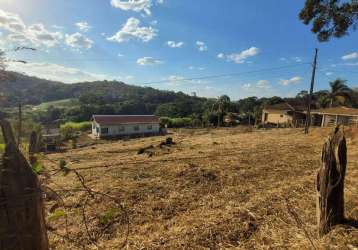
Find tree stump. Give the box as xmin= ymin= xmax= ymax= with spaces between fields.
xmin=316 ymin=126 xmax=347 ymax=236
xmin=0 ymin=119 xmax=49 ymax=250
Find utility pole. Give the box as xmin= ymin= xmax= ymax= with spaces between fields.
xmin=304 ymin=48 xmax=318 ymax=134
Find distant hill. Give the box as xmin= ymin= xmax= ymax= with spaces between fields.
xmin=0 ymin=71 xmax=206 ymax=107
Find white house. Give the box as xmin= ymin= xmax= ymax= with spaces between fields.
xmin=91 ymin=115 xmax=161 ymax=138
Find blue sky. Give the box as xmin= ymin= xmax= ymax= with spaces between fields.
xmin=0 ymin=0 xmax=357 ymax=100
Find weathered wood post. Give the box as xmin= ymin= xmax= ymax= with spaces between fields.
xmin=316 ymin=126 xmax=347 ymax=236
xmin=29 ymin=131 xmax=39 ymax=165
xmin=0 ymin=119 xmax=49 ymax=250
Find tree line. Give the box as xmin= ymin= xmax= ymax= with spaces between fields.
xmin=26 ymin=78 xmax=358 ymax=128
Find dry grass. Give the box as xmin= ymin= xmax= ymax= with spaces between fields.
xmin=43 ymin=127 xmax=358 ymax=249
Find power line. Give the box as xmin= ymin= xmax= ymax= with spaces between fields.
xmin=138 ymin=62 xmax=311 ymax=85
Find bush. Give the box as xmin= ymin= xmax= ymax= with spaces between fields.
xmin=0 ymin=143 xmax=4 ymax=153
xmin=159 ymin=117 xmax=172 ymax=127
xmin=159 ymin=117 xmax=193 ymax=128
xmin=171 ymin=117 xmax=192 ymax=128
xmin=60 ymin=121 xmax=91 ymax=140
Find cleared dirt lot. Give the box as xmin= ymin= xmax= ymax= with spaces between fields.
xmin=44 ymin=127 xmax=358 ymax=249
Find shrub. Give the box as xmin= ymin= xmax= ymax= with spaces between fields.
xmin=0 ymin=143 xmax=4 ymax=153
xmin=60 ymin=121 xmax=91 ymax=140
xmin=171 ymin=117 xmax=192 ymax=128
xmin=159 ymin=117 xmax=193 ymax=128
xmin=159 ymin=117 xmax=172 ymax=127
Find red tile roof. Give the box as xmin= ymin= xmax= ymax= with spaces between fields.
xmin=264 ymin=101 xmax=307 ymax=112
xmin=311 ymin=106 xmax=358 ymax=116
xmin=92 ymin=115 xmax=160 ymax=125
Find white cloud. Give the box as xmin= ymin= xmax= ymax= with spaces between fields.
xmin=7 ymin=61 xmax=119 ymax=83
xmin=165 ymin=75 xmax=208 ymax=86
xmin=76 ymin=21 xmax=91 ymax=32
xmin=28 ymin=23 xmax=63 ymax=47
xmin=241 ymin=80 xmax=270 ymax=90
xmin=65 ymin=32 xmax=93 ymax=49
xmin=7 ymin=33 xmax=27 ymax=42
xmin=0 ymin=9 xmax=63 ymax=48
xmin=107 ymin=17 xmax=157 ymax=43
xmin=111 ymin=0 xmax=153 ymax=15
xmin=222 ymin=47 xmax=260 ymax=64
xmin=118 ymin=53 xmax=124 ymax=57
xmin=0 ymin=9 xmax=26 ymax=33
xmin=280 ymin=57 xmax=303 ymax=63
xmin=279 ymin=76 xmax=302 ymax=86
xmin=167 ymin=75 xmax=185 ymax=85
xmin=217 ymin=53 xmax=225 ymax=59
xmin=293 ymin=57 xmax=302 ymax=62
xmin=52 ymin=25 xmax=64 ymax=30
xmin=342 ymin=52 xmax=358 ymax=60
xmin=344 ymin=62 xmax=358 ymax=66
xmin=196 ymin=41 xmax=208 ymax=51
xmin=256 ymin=80 xmax=270 ymax=88
xmin=325 ymin=72 xmax=333 ymax=76
xmin=167 ymin=40 xmax=184 ymax=48
xmin=188 ymin=66 xmax=205 ymax=71
xmin=136 ymin=56 xmax=163 ymax=65
xmin=218 ymin=47 xmax=260 ymax=63
xmin=242 ymin=83 xmax=251 ymax=90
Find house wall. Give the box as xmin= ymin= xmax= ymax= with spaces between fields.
xmin=92 ymin=122 xmax=160 ymax=138
xmin=262 ymin=110 xmax=292 ymax=124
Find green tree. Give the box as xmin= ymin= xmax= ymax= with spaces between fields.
xmin=296 ymin=90 xmax=309 ymax=99
xmin=212 ymin=95 xmax=231 ymax=126
xmin=317 ymin=94 xmax=331 ymax=108
xmin=299 ymin=0 xmax=358 ymax=42
xmin=327 ymin=79 xmax=352 ymax=107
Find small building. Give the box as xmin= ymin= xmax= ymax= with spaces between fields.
xmin=262 ymin=102 xmax=306 ymax=127
xmin=91 ymin=115 xmax=161 ymax=138
xmin=310 ymin=106 xmax=358 ymax=127
xmin=41 ymin=127 xmax=61 ymax=151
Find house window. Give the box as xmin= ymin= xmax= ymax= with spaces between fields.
xmin=119 ymin=126 xmax=125 ymax=132
xmin=134 ymin=125 xmax=139 ymax=131
xmin=96 ymin=127 xmax=99 ymax=133
xmin=264 ymin=113 xmax=268 ymax=121
xmin=147 ymin=125 xmax=152 ymax=130
xmin=101 ymin=127 xmax=109 ymax=134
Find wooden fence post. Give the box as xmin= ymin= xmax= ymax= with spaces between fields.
xmin=316 ymin=126 xmax=347 ymax=236
xmin=0 ymin=119 xmax=49 ymax=250
xmin=29 ymin=131 xmax=39 ymax=165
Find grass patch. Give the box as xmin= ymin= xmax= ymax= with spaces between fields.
xmin=33 ymin=99 xmax=76 ymax=111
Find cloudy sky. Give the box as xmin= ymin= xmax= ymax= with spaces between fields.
xmin=0 ymin=0 xmax=357 ymax=99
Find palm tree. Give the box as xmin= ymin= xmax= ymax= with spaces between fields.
xmin=317 ymin=94 xmax=331 ymax=108
xmin=212 ymin=95 xmax=231 ymax=126
xmin=327 ymin=79 xmax=352 ymax=107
